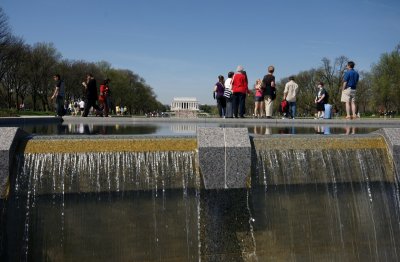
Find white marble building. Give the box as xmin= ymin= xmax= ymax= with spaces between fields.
xmin=170 ymin=97 xmax=200 ymax=118
xmin=171 ymin=97 xmax=200 ymax=111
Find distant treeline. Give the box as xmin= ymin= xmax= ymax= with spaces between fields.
xmin=1 ymin=7 xmax=399 ymax=116
xmin=0 ymin=7 xmax=166 ymax=114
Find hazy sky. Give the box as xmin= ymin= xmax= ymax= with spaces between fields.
xmin=2 ymin=0 xmax=400 ymax=105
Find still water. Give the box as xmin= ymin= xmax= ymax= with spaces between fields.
xmin=1 ymin=122 xmax=378 ymax=136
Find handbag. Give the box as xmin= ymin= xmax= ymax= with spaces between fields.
xmin=224 ymin=88 xmax=232 ymax=98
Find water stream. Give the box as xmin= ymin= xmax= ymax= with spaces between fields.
xmin=1 ymin=147 xmax=399 ymax=261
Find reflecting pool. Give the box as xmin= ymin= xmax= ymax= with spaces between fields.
xmin=0 ymin=122 xmax=380 ymax=136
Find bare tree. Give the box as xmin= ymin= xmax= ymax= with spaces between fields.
xmin=0 ymin=7 xmax=12 ymax=83
xmin=1 ymin=37 xmax=29 ymax=109
xmin=26 ymin=42 xmax=61 ymax=110
xmin=320 ymin=56 xmax=348 ymax=110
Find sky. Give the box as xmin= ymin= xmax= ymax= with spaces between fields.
xmin=2 ymin=0 xmax=400 ymax=105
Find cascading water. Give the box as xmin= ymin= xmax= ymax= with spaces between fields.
xmin=250 ymin=138 xmax=400 ymax=261
xmin=4 ymin=150 xmax=200 ymax=261
xmin=1 ymin=134 xmax=400 ymax=261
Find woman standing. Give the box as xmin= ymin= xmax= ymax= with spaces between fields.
xmin=213 ymin=75 xmax=226 ymax=117
xmin=232 ymin=65 xmax=249 ymax=118
xmin=254 ymin=79 xmax=264 ymax=118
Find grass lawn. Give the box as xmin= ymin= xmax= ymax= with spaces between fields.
xmin=0 ymin=109 xmax=54 ymax=117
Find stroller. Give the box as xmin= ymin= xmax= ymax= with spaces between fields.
xmin=279 ymin=99 xmax=289 ymax=118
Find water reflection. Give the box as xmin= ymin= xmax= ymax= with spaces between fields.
xmin=170 ymin=123 xmax=197 ymax=133
xmin=250 ymin=125 xmax=367 ymax=135
xmin=315 ymin=125 xmax=357 ymax=135
xmin=4 ymin=123 xmax=378 ymax=136
xmin=344 ymin=126 xmax=356 ymax=135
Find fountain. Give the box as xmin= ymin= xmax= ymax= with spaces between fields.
xmin=0 ymin=126 xmax=399 ymax=261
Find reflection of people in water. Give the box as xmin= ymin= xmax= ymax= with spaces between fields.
xmin=252 ymin=125 xmax=272 ymax=135
xmin=314 ymin=125 xmax=330 ymax=135
xmin=344 ymin=126 xmax=356 ymax=135
xmin=278 ymin=127 xmax=296 ymax=134
xmin=315 ymin=126 xmax=324 ymax=134
xmin=264 ymin=127 xmax=272 ymax=135
xmin=253 ymin=125 xmax=265 ymax=135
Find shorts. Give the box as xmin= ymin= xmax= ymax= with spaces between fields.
xmin=341 ymin=88 xmax=356 ymax=103
xmin=316 ymin=102 xmax=325 ymax=111
xmin=254 ymin=96 xmax=264 ymax=102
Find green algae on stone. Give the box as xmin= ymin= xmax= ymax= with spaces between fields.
xmin=23 ymin=138 xmax=197 ymax=153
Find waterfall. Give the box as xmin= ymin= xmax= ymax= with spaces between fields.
xmin=3 ymin=135 xmax=400 ymax=261
xmin=14 ymin=151 xmax=198 ymax=195
xmin=256 ymin=148 xmax=394 ymax=186
xmin=5 ymin=150 xmax=200 ymax=261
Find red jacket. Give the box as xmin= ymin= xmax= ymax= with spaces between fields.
xmin=231 ymin=73 xmax=249 ymax=94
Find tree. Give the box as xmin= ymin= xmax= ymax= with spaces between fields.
xmin=371 ymin=45 xmax=400 ymax=113
xmin=356 ymin=72 xmax=374 ymax=114
xmin=1 ymin=37 xmax=29 ymax=109
xmin=26 ymin=42 xmax=61 ymax=110
xmin=0 ymin=7 xmax=12 ymax=83
xmin=320 ymin=56 xmax=348 ymax=109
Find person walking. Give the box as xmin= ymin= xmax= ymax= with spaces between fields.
xmin=283 ymin=76 xmax=299 ymax=119
xmin=231 ymin=65 xmax=249 ymax=118
xmin=99 ymin=78 xmax=111 ymax=117
xmin=82 ymin=73 xmax=103 ymax=117
xmin=341 ymin=61 xmax=359 ymax=119
xmin=262 ymin=66 xmax=276 ymax=118
xmin=253 ymin=79 xmax=264 ymax=118
xmin=213 ymin=75 xmax=226 ymax=118
xmin=224 ymin=71 xmax=234 ymax=118
xmin=51 ymin=74 xmax=65 ymax=117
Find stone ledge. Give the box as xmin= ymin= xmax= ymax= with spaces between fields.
xmin=197 ymin=128 xmax=251 ymax=189
xmin=377 ymin=128 xmax=400 ymax=176
xmin=0 ymin=127 xmax=28 ymax=199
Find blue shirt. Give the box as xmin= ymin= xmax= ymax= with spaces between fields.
xmin=343 ymin=69 xmax=359 ymax=89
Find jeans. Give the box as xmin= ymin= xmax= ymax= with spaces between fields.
xmin=225 ymin=97 xmax=233 ymax=118
xmin=216 ymin=96 xmax=226 ymax=117
xmin=232 ymin=93 xmax=246 ymax=118
xmin=288 ymin=101 xmax=296 ymax=118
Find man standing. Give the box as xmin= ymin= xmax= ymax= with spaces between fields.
xmin=51 ymin=74 xmax=65 ymax=117
xmin=262 ymin=65 xmax=276 ymax=118
xmin=283 ymin=76 xmax=299 ymax=119
xmin=82 ymin=73 xmax=103 ymax=117
xmin=341 ymin=61 xmax=359 ymax=119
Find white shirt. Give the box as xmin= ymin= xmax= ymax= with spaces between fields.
xmin=284 ymin=80 xmax=299 ymax=102
xmin=224 ymin=78 xmax=232 ymax=91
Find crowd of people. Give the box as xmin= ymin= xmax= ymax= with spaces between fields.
xmin=51 ymin=61 xmax=360 ymax=120
xmin=213 ymin=61 xmax=360 ymax=120
xmin=51 ymin=73 xmax=115 ymax=117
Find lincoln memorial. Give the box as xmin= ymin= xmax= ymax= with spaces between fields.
xmin=171 ymin=97 xmax=199 ymax=118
